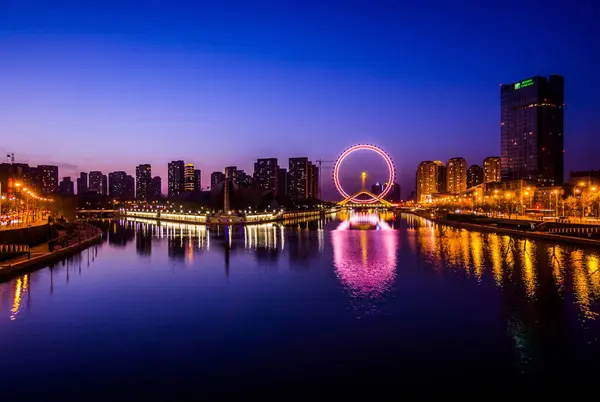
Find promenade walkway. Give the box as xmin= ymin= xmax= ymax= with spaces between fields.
xmin=0 ymin=223 xmax=101 ymax=279
xmin=0 ymin=218 xmax=47 ymax=231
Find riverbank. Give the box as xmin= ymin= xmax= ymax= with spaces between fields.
xmin=410 ymin=212 xmax=600 ymax=248
xmin=0 ymin=228 xmax=102 ymax=281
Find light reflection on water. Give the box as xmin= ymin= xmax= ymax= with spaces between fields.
xmin=1 ymin=212 xmax=600 ymax=392
xmin=332 ymin=212 xmax=399 ymax=300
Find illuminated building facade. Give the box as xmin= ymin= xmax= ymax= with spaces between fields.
xmin=467 ymin=165 xmax=483 ymax=189
xmin=483 ymin=157 xmax=501 ymax=183
xmin=168 ymin=160 xmax=185 ymax=198
xmin=109 ymin=171 xmax=127 ymax=200
xmin=446 ymin=157 xmax=467 ymax=194
xmin=37 ymin=165 xmax=59 ymax=194
xmin=184 ymin=163 xmax=195 ymax=192
xmin=89 ymin=171 xmax=106 ymax=194
xmin=253 ymin=158 xmax=279 ymax=196
xmin=416 ymin=160 xmax=445 ymax=202
xmin=288 ymin=157 xmax=309 ymax=200
xmin=136 ymin=164 xmax=152 ymax=201
xmin=500 ymin=75 xmax=564 ymax=185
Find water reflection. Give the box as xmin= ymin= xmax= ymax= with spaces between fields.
xmin=1 ymin=245 xmax=101 ymax=321
xmin=2 ymin=213 xmax=600 ymax=329
xmin=332 ymin=212 xmax=399 ymax=299
xmin=406 ymin=213 xmax=600 ymax=321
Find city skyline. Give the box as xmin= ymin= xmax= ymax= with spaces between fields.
xmin=1 ymin=2 xmax=599 ymax=197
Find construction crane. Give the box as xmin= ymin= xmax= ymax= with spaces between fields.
xmin=315 ymin=159 xmax=335 ymax=200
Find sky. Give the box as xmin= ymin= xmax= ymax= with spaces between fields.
xmin=1 ymin=0 xmax=599 ymax=199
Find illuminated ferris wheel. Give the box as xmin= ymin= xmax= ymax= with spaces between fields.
xmin=333 ymin=144 xmax=395 ymax=205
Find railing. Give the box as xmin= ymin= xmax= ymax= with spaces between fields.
xmin=0 ymin=244 xmax=31 ymax=258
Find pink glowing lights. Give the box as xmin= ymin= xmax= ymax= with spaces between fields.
xmin=332 ymin=222 xmax=399 ymax=299
xmin=333 ymin=144 xmax=395 ymax=204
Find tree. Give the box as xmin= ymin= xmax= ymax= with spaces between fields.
xmin=564 ymin=196 xmax=580 ymax=218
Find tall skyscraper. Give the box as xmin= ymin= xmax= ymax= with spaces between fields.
xmin=109 ymin=171 xmax=128 ymax=201
xmin=288 ymin=157 xmax=309 ymax=200
xmin=59 ymin=177 xmax=74 ymax=196
xmin=253 ymin=158 xmax=278 ymax=196
xmin=483 ymin=157 xmax=501 ymax=183
xmin=309 ymin=162 xmax=319 ymax=199
xmin=194 ymin=169 xmax=201 ymax=192
xmin=277 ymin=168 xmax=288 ymax=201
xmin=211 ymin=171 xmax=225 ymax=188
xmin=125 ymin=175 xmax=135 ymax=201
xmin=184 ymin=163 xmax=195 ymax=192
xmin=136 ymin=164 xmax=152 ymax=201
xmin=101 ymin=174 xmax=108 ymax=195
xmin=236 ymin=170 xmax=251 ymax=187
xmin=467 ymin=165 xmax=483 ymax=189
xmin=416 ymin=161 xmax=446 ymax=203
xmin=77 ymin=172 xmax=88 ymax=195
xmin=168 ymin=160 xmax=185 ymax=198
xmin=150 ymin=176 xmax=162 ymax=200
xmin=37 ymin=165 xmax=59 ymax=194
xmin=89 ymin=171 xmax=105 ymax=194
xmin=446 ymin=157 xmax=467 ymax=194
xmin=501 ymin=75 xmax=564 ymax=185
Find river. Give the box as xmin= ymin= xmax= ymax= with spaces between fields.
xmin=1 ymin=211 xmax=600 ymax=397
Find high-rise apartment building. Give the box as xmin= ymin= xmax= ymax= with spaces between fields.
xmin=59 ymin=177 xmax=74 ymax=195
xmin=467 ymin=165 xmax=483 ymax=189
xmin=500 ymin=75 xmax=564 ymax=185
xmin=101 ymin=174 xmax=107 ymax=195
xmin=416 ymin=161 xmax=446 ymax=203
xmin=184 ymin=164 xmax=195 ymax=192
xmin=125 ymin=174 xmax=135 ymax=201
xmin=194 ymin=169 xmax=201 ymax=193
xmin=288 ymin=157 xmax=309 ymax=200
xmin=77 ymin=172 xmax=88 ymax=195
xmin=211 ymin=171 xmax=225 ymax=188
xmin=446 ymin=157 xmax=467 ymax=194
xmin=150 ymin=176 xmax=161 ymax=200
xmin=277 ymin=168 xmax=288 ymax=200
xmin=168 ymin=160 xmax=185 ymax=198
xmin=483 ymin=157 xmax=501 ymax=183
xmin=89 ymin=171 xmax=105 ymax=194
xmin=236 ymin=170 xmax=251 ymax=187
xmin=253 ymin=158 xmax=278 ymax=196
xmin=136 ymin=164 xmax=152 ymax=201
xmin=109 ymin=171 xmax=128 ymax=201
xmin=37 ymin=165 xmax=59 ymax=194
xmin=310 ymin=162 xmax=319 ymax=199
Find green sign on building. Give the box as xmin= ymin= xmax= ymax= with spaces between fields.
xmin=514 ymin=78 xmax=534 ymax=90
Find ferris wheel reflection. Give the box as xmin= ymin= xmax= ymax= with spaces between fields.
xmin=332 ymin=212 xmax=399 ymax=299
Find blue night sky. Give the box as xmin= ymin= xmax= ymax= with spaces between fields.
xmin=1 ymin=0 xmax=599 ymax=199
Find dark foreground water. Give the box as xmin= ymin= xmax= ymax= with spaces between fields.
xmin=1 ymin=212 xmax=600 ymax=398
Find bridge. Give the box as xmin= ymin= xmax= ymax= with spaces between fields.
xmin=337 ymin=172 xmax=395 ymax=208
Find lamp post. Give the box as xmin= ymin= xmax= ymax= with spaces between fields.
xmin=574 ymin=181 xmax=586 ymax=221
xmin=506 ymin=193 xmax=512 ymax=218
xmin=592 ymin=186 xmax=598 ymax=218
